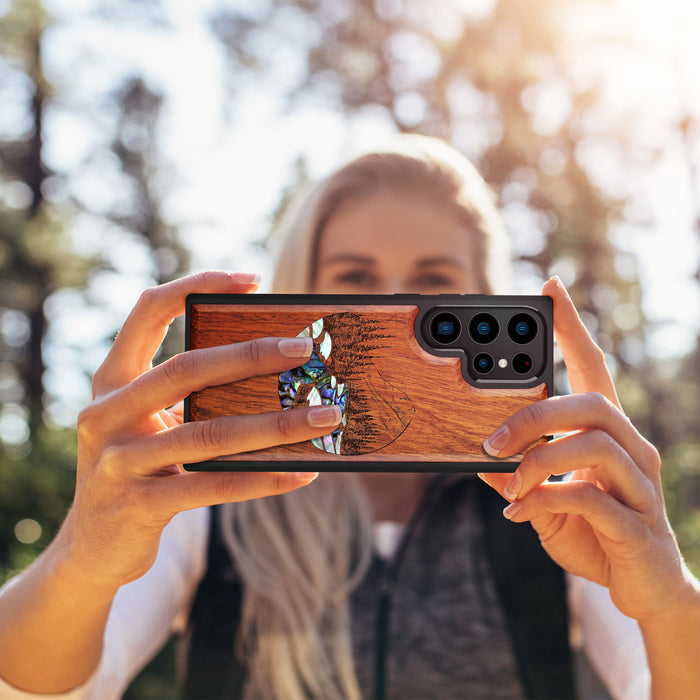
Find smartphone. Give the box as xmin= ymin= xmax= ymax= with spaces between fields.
xmin=184 ymin=293 xmax=553 ymax=472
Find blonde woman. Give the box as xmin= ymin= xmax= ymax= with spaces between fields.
xmin=0 ymin=136 xmax=698 ymax=700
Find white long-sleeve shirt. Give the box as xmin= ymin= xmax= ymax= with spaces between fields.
xmin=0 ymin=507 xmax=650 ymax=700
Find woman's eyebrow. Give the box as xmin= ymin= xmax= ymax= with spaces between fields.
xmin=322 ymin=254 xmax=376 ymax=266
xmin=416 ymin=257 xmax=465 ymax=269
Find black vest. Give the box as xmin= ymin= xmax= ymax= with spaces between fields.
xmin=181 ymin=477 xmax=575 ymax=699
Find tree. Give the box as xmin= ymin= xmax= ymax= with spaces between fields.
xmin=210 ymin=0 xmax=645 ymax=380
xmin=207 ymin=0 xmax=700 ymax=573
xmin=0 ymin=0 xmax=91 ymax=428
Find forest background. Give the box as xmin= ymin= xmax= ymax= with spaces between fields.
xmin=1 ymin=0 xmax=700 ymax=696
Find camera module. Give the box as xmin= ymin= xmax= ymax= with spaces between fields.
xmin=430 ymin=312 xmax=461 ymax=344
xmin=508 ymin=313 xmax=537 ymax=344
xmin=512 ymin=353 xmax=533 ymax=374
xmin=469 ymin=313 xmax=499 ymax=344
xmin=473 ymin=352 xmax=494 ymax=374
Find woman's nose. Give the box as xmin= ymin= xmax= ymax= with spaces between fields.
xmin=376 ymin=277 xmax=412 ymax=295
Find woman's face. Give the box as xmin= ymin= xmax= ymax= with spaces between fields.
xmin=312 ymin=189 xmax=482 ymax=295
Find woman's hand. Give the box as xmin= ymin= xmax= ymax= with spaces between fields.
xmin=478 ymin=278 xmax=699 ymax=628
xmin=65 ymin=271 xmax=341 ymax=590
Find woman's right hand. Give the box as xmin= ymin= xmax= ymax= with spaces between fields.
xmin=63 ymin=271 xmax=339 ymax=591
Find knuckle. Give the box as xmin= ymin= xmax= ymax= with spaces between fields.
xmin=77 ymin=405 xmax=96 ymax=438
xmin=520 ymin=401 xmax=546 ymax=431
xmin=642 ymin=440 xmax=661 ymax=473
xmin=573 ymin=479 xmax=601 ymax=509
xmin=240 ymin=337 xmax=263 ymax=366
xmin=271 ymin=410 xmax=295 ymax=443
xmin=91 ymin=368 xmax=107 ymax=397
xmin=188 ymin=271 xmax=209 ymax=288
xmin=213 ymin=474 xmax=237 ymax=502
xmin=589 ymin=343 xmax=606 ymax=366
xmin=136 ymin=286 xmax=159 ymax=311
xmin=584 ymin=391 xmax=612 ymax=414
xmin=97 ymin=445 xmax=124 ymax=480
xmin=590 ymin=429 xmax=619 ymax=460
xmin=213 ymin=471 xmax=294 ymax=502
xmin=77 ymin=403 xmax=103 ymax=443
xmin=266 ymin=472 xmax=288 ymax=494
xmin=522 ymin=442 xmax=546 ymax=474
xmin=162 ymin=351 xmax=196 ymax=386
xmin=192 ymin=419 xmax=227 ymax=453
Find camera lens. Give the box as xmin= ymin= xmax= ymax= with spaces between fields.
xmin=473 ymin=353 xmax=494 ymax=374
xmin=508 ymin=313 xmax=537 ymax=344
xmin=430 ymin=312 xmax=461 ymax=344
xmin=469 ymin=313 xmax=499 ymax=344
xmin=512 ymin=353 xmax=533 ymax=374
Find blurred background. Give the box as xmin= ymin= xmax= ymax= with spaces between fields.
xmin=1 ymin=0 xmax=699 ymax=696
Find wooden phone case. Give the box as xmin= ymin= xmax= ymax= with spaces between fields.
xmin=184 ymin=294 xmax=553 ymax=472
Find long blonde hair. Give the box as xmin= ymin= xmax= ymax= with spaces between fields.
xmin=221 ymin=134 xmax=508 ymax=699
xmin=271 ymin=134 xmax=509 ymax=294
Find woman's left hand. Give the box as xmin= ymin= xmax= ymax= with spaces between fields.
xmin=478 ymin=277 xmax=697 ymax=625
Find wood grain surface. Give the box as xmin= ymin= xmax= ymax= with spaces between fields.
xmin=188 ymin=304 xmax=548 ymax=463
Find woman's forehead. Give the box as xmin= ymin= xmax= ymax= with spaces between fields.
xmin=317 ymin=190 xmax=474 ymax=262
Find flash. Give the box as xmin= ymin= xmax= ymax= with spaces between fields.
xmin=498 ymin=358 xmax=508 ymax=368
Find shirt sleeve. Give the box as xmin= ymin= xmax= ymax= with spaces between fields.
xmin=0 ymin=506 xmax=210 ymax=700
xmin=567 ymin=573 xmax=650 ymax=700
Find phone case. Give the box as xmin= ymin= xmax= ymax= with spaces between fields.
xmin=184 ymin=294 xmax=553 ymax=472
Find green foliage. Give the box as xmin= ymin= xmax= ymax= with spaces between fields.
xmin=210 ymin=0 xmax=700 ymax=591
xmin=0 ymin=0 xmax=699 ymax=695
xmin=0 ymin=424 xmax=76 ymax=584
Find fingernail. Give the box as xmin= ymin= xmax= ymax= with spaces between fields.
xmin=476 ymin=472 xmax=487 ymax=482
xmin=503 ymin=501 xmax=521 ymax=520
xmin=504 ymin=470 xmax=522 ymax=501
xmin=294 ymin=472 xmax=319 ymax=483
xmin=551 ymin=275 xmax=571 ymax=298
xmin=278 ymin=337 xmax=313 ymax=358
xmin=483 ymin=425 xmax=510 ymax=457
xmin=308 ymin=405 xmax=342 ymax=427
xmin=231 ymin=272 xmax=262 ymax=285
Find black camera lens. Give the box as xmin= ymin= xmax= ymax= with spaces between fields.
xmin=469 ymin=313 xmax=499 ymax=344
xmin=512 ymin=353 xmax=534 ymax=374
xmin=430 ymin=312 xmax=461 ymax=344
xmin=473 ymin=352 xmax=494 ymax=374
xmin=508 ymin=313 xmax=538 ymax=344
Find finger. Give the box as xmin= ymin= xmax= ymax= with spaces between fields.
xmin=160 ymin=406 xmax=182 ymax=430
xmin=147 ymin=469 xmax=319 ymax=517
xmin=542 ymin=277 xmax=620 ymax=408
xmin=502 ymin=480 xmax=641 ymax=546
xmin=500 ymin=430 xmax=655 ymax=512
xmin=498 ymin=482 xmax=611 ymax=585
xmin=106 ymin=337 xmax=313 ymax=423
xmin=106 ymin=404 xmax=342 ymax=475
xmin=94 ymin=271 xmax=260 ymax=395
xmin=165 ymin=401 xmax=184 ymax=423
xmin=482 ymin=392 xmax=660 ymax=478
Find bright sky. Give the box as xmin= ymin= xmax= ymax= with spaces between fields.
xmin=6 ymin=0 xmax=700 ymax=425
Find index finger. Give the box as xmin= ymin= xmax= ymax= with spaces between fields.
xmin=483 ymin=392 xmax=656 ymax=477
xmin=93 ymin=271 xmax=260 ymax=396
xmin=543 ymin=277 xmax=620 ymax=409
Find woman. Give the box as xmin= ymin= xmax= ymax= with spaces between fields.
xmin=0 ymin=136 xmax=698 ymax=699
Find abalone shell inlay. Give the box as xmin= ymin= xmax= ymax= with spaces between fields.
xmin=278 ymin=313 xmax=415 ymax=456
xmin=278 ymin=318 xmax=348 ymax=454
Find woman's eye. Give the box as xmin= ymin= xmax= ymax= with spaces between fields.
xmin=413 ymin=273 xmax=457 ymax=292
xmin=334 ymin=269 xmax=377 ymax=287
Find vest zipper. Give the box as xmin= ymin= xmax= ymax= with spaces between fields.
xmin=371 ymin=475 xmax=446 ymax=700
xmin=374 ymin=560 xmax=391 ymax=700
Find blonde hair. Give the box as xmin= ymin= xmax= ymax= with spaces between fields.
xmin=271 ymin=133 xmax=510 ymax=294
xmin=220 ymin=475 xmax=373 ymax=699
xmin=221 ymin=135 xmax=509 ymax=699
